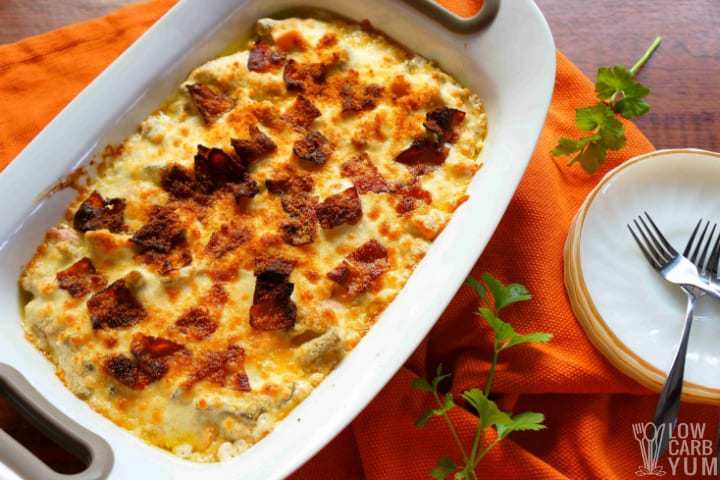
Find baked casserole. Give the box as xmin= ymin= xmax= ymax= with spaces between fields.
xmin=19 ymin=16 xmax=487 ymax=462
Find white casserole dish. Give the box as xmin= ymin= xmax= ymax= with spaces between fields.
xmin=0 ymin=0 xmax=555 ymax=478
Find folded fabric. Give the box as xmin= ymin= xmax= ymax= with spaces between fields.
xmin=1 ymin=1 xmax=714 ymax=479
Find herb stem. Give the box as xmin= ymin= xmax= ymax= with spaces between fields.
xmin=432 ymin=390 xmax=471 ymax=470
xmin=484 ymin=342 xmax=500 ymax=397
xmin=474 ymin=438 xmax=502 ymax=467
xmin=630 ymin=36 xmax=663 ymax=77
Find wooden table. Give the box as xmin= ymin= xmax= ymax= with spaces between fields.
xmin=0 ymin=0 xmax=718 ymax=472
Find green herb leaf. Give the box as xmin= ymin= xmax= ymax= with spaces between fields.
xmin=478 ymin=308 xmax=552 ymax=351
xmin=496 ymin=412 xmax=546 ymax=440
xmin=615 ymin=95 xmax=650 ymax=119
xmin=595 ymin=65 xmax=635 ymax=100
xmin=573 ymin=142 xmax=607 ymax=174
xmin=465 ymin=276 xmax=488 ymax=302
xmin=415 ymin=393 xmax=455 ymax=427
xmin=481 ymin=273 xmax=531 ymax=311
xmin=575 ymin=104 xmax=612 ymax=131
xmin=412 ymin=377 xmax=433 ymax=392
xmin=551 ymin=136 xmax=596 ymax=156
xmin=597 ymin=115 xmax=626 ymax=149
xmin=462 ymin=389 xmax=512 ymax=428
xmin=430 ymin=456 xmax=457 ymax=480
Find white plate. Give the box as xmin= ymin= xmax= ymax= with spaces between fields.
xmin=579 ymin=149 xmax=720 ymax=395
xmin=0 ymin=1 xmax=555 ymax=478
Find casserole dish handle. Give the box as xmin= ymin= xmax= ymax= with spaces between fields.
xmin=0 ymin=364 xmax=114 ymax=480
xmin=405 ymin=0 xmax=500 ymax=33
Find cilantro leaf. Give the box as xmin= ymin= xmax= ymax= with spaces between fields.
xmin=481 ymin=273 xmax=531 ymax=311
xmin=462 ymin=389 xmax=512 ymax=429
xmin=575 ymin=104 xmax=613 ymax=131
xmin=416 ymin=393 xmax=455 ymax=427
xmin=572 ymin=142 xmax=607 ymax=174
xmin=597 ymin=115 xmax=626 ymax=149
xmin=430 ymin=456 xmax=457 ymax=480
xmin=496 ymin=412 xmax=546 ymax=440
xmin=465 ymin=276 xmax=487 ymax=302
xmin=551 ymin=136 xmax=597 ymax=156
xmin=412 ymin=377 xmax=433 ymax=392
xmin=478 ymin=308 xmax=552 ymax=351
xmin=595 ymin=65 xmax=635 ymax=100
xmin=615 ymin=95 xmax=650 ymax=119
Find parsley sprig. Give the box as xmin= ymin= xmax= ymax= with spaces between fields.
xmin=412 ymin=273 xmax=552 ymax=479
xmin=551 ymin=36 xmax=662 ymax=174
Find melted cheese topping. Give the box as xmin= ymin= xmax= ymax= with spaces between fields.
xmin=19 ymin=17 xmax=486 ymax=462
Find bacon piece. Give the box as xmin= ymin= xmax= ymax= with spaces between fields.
xmin=194 ymin=145 xmax=247 ymax=194
xmin=231 ymin=125 xmax=277 ymax=162
xmin=266 ymin=175 xmax=318 ymax=246
xmin=131 ymin=334 xmax=184 ymax=359
xmin=105 ymin=334 xmax=183 ymax=389
xmin=327 ymin=239 xmax=389 ymax=296
xmin=315 ymin=187 xmax=363 ymax=229
xmin=340 ymin=153 xmax=389 ymax=193
xmin=341 ymin=83 xmax=383 ymax=114
xmin=293 ymin=131 xmax=333 ymax=165
xmin=73 ymin=191 xmax=125 ymax=233
xmin=131 ymin=207 xmax=192 ymax=275
xmin=183 ymin=345 xmax=249 ymax=391
xmin=161 ymin=165 xmax=196 ymax=199
xmin=87 ymin=279 xmax=146 ymax=329
xmin=175 ymin=307 xmax=218 ymax=340
xmin=56 ymin=258 xmax=106 ymax=298
xmin=283 ymin=95 xmax=321 ymax=130
xmin=283 ymin=59 xmax=327 ymax=91
xmin=247 ymin=40 xmax=286 ymax=73
xmin=187 ymin=84 xmax=234 ymax=124
xmin=250 ymin=258 xmax=296 ymax=330
xmin=205 ymin=223 xmax=251 ymax=259
xmin=394 ymin=138 xmax=449 ymax=175
xmin=393 ymin=181 xmax=432 ymax=214
xmin=131 ymin=207 xmax=185 ymax=254
xmin=424 ymin=107 xmax=466 ymax=143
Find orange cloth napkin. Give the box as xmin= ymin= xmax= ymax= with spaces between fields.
xmin=1 ymin=1 xmax=716 ymax=479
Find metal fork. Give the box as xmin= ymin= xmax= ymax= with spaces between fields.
xmin=628 ymin=215 xmax=719 ymax=457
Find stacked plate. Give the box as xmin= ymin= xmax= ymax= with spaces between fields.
xmin=564 ymin=149 xmax=720 ymax=405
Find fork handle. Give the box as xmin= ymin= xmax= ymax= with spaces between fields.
xmin=652 ymin=291 xmax=697 ymax=459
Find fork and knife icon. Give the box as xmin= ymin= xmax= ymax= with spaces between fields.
xmin=628 ymin=213 xmax=720 ymax=461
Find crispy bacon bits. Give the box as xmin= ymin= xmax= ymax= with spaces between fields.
xmin=341 ymin=82 xmax=383 ymax=114
xmin=231 ymin=125 xmax=277 ymax=162
xmin=283 ymin=59 xmax=327 ymax=91
xmin=183 ymin=345 xmax=250 ymax=392
xmin=73 ymin=191 xmax=125 ymax=233
xmin=161 ymin=165 xmax=196 ymax=199
xmin=175 ymin=307 xmax=218 ymax=340
xmin=194 ymin=144 xmax=259 ymax=201
xmin=87 ymin=279 xmax=146 ymax=329
xmin=205 ymin=223 xmax=251 ymax=259
xmin=56 ymin=258 xmax=106 ymax=298
xmin=394 ymin=138 xmax=449 ymax=175
xmin=266 ymin=175 xmax=318 ymax=246
xmin=394 ymin=181 xmax=432 ymax=214
xmin=424 ymin=106 xmax=466 ymax=144
xmin=293 ymin=131 xmax=333 ymax=165
xmin=247 ymin=40 xmax=286 ymax=73
xmin=315 ymin=187 xmax=363 ymax=229
xmin=283 ymin=95 xmax=321 ymax=130
xmin=187 ymin=84 xmax=234 ymax=124
xmin=131 ymin=207 xmax=186 ymax=254
xmin=327 ymin=239 xmax=389 ymax=296
xmin=340 ymin=153 xmax=389 ymax=193
xmin=250 ymin=258 xmax=297 ymax=331
xmin=105 ymin=334 xmax=183 ymax=390
xmin=131 ymin=207 xmax=192 ymax=275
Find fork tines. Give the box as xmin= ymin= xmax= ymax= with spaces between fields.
xmin=627 ymin=212 xmax=679 ymax=270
